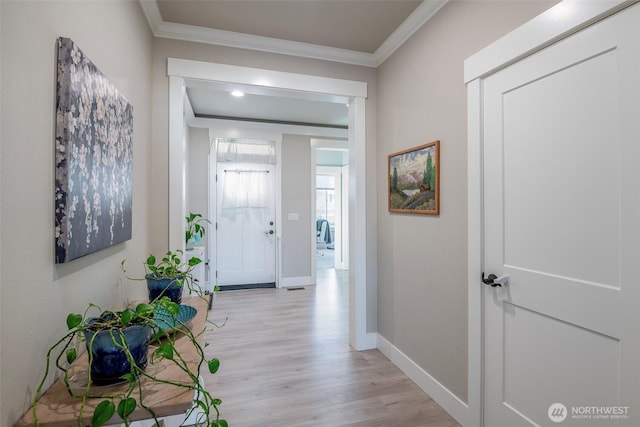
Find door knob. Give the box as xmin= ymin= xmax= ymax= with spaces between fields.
xmin=482 ymin=272 xmax=509 ymax=287
xmin=482 ymin=272 xmax=498 ymax=286
xmin=265 ymin=230 xmax=274 ymax=235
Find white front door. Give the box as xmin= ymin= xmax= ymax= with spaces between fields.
xmin=216 ymin=162 xmax=276 ymax=287
xmin=482 ymin=5 xmax=640 ymax=426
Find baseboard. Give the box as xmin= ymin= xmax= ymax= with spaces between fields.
xmin=376 ymin=333 xmax=468 ymax=425
xmin=279 ymin=276 xmax=313 ymax=288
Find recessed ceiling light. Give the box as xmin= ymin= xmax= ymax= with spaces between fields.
xmin=231 ymin=90 xmax=245 ymax=97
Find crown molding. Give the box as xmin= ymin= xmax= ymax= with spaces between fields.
xmin=139 ymin=0 xmax=163 ymax=32
xmin=140 ymin=0 xmax=449 ymax=68
xmin=158 ymin=21 xmax=377 ymax=67
xmin=374 ymin=0 xmax=449 ymax=66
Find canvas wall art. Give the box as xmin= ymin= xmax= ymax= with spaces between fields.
xmin=388 ymin=140 xmax=440 ymax=215
xmin=55 ymin=37 xmax=133 ymax=263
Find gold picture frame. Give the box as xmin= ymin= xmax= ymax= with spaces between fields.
xmin=388 ymin=140 xmax=440 ymax=215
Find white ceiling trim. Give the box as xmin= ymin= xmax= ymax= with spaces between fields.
xmin=189 ymin=116 xmax=348 ymax=139
xmin=139 ymin=0 xmax=449 ymax=68
xmin=375 ymin=0 xmax=449 ymax=65
xmin=167 ymin=58 xmax=367 ymax=99
xmin=160 ymin=21 xmax=376 ymax=67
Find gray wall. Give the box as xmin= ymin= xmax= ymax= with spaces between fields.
xmin=188 ymin=128 xmax=211 ymax=221
xmin=281 ymin=134 xmax=313 ymax=278
xmin=0 ymin=1 xmax=153 ymax=424
xmin=187 ymin=127 xmax=211 ymax=270
xmin=376 ymin=0 xmax=558 ymax=403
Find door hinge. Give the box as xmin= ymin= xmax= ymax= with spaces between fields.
xmin=215 ymin=270 xmax=218 ymax=278
xmin=216 ymin=222 xmax=218 ymax=230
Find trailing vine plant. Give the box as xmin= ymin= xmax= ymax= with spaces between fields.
xmin=29 ymin=257 xmax=227 ymax=426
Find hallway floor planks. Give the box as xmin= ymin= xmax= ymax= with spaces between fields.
xmin=203 ymin=269 xmax=461 ymax=427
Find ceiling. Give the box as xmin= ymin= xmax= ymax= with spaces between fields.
xmin=141 ymin=0 xmax=448 ymax=130
xmin=155 ymin=0 xmax=423 ymax=54
xmin=186 ymin=85 xmax=350 ymax=128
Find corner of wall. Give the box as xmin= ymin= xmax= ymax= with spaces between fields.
xmin=377 ymin=333 xmax=468 ymax=425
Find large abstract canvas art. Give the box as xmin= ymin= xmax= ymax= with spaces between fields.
xmin=55 ymin=37 xmax=133 ymax=263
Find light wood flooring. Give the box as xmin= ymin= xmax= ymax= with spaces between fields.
xmin=202 ymin=269 xmax=461 ymax=427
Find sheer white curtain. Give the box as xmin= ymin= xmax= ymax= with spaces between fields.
xmin=216 ymin=138 xmax=276 ymax=164
xmin=221 ymin=169 xmax=269 ymax=209
xmin=215 ymin=138 xmax=276 ymax=210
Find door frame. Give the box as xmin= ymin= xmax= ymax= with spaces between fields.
xmin=311 ymin=138 xmax=349 ymax=278
xmin=465 ymin=1 xmax=634 ymax=425
xmin=312 ymin=166 xmax=346 ymax=273
xmin=167 ymin=59 xmax=373 ymax=350
xmin=210 ymin=145 xmax=279 ymax=288
xmin=207 ymin=130 xmax=283 ymax=289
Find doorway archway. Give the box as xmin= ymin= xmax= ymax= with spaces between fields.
xmin=167 ymin=59 xmax=373 ymax=350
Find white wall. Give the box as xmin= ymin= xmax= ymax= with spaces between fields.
xmin=376 ymin=0 xmax=558 ymax=403
xmin=0 ymin=1 xmax=153 ymax=424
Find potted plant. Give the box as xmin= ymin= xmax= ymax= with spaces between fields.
xmin=28 ymin=297 xmax=227 ymax=426
xmin=123 ymin=249 xmax=204 ymax=304
xmin=186 ymin=212 xmax=210 ymax=250
xmin=82 ymin=307 xmax=153 ymax=386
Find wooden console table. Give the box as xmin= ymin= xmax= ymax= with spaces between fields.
xmin=14 ymin=296 xmax=209 ymax=427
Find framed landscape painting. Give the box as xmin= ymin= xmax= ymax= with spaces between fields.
xmin=388 ymin=140 xmax=440 ymax=215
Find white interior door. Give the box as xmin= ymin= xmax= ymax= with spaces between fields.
xmin=216 ymin=162 xmax=276 ymax=287
xmin=482 ymin=5 xmax=640 ymax=426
